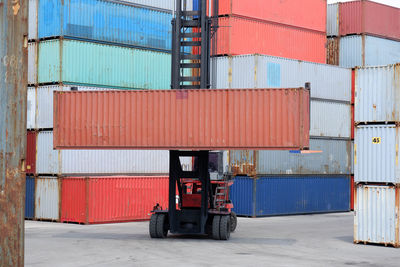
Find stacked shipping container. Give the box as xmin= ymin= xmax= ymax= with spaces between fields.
xmin=353 ymin=64 xmax=400 ymax=247
xmin=327 ymin=1 xmax=400 ymax=68
xmin=200 ymin=0 xmax=327 ymax=63
xmin=26 ymin=0 xmax=194 ymax=223
xmin=212 ymin=54 xmax=352 ymax=216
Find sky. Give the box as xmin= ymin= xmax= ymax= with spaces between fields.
xmin=327 ymin=0 xmax=400 ymax=8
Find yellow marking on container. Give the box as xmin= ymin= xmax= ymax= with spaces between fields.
xmin=396 ymin=144 xmax=399 ymax=166
xmin=372 ymin=137 xmax=381 ymax=144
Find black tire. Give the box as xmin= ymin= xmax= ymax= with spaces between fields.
xmin=156 ymin=213 xmax=168 ymax=238
xmin=219 ymin=215 xmax=231 ymax=240
xmin=212 ymin=215 xmax=221 ymax=240
xmin=149 ymin=213 xmax=158 ymax=238
xmin=230 ymin=212 xmax=237 ymax=232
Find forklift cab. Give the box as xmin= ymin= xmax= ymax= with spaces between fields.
xmin=150 ymin=150 xmax=236 ymax=240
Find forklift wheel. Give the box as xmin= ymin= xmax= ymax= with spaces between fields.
xmin=230 ymin=212 xmax=237 ymax=232
xmin=219 ymin=215 xmax=231 ymax=240
xmin=156 ymin=214 xmax=168 ymax=238
xmin=212 ymin=215 xmax=221 ymax=240
xmin=149 ymin=213 xmax=159 ymax=238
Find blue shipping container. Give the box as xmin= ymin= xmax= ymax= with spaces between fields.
xmin=230 ymin=176 xmax=350 ymax=217
xmin=39 ymin=0 xmax=174 ymax=51
xmin=25 ymin=176 xmax=35 ymax=219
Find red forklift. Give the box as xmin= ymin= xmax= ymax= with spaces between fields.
xmin=148 ymin=0 xmax=237 ymax=240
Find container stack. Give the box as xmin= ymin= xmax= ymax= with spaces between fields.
xmin=212 ymin=54 xmax=353 ymax=217
xmin=327 ymin=0 xmax=400 ymax=68
xmin=196 ymin=0 xmax=327 ymax=63
xmin=353 ymin=64 xmax=400 ymax=247
xmin=25 ymin=0 xmax=193 ymax=223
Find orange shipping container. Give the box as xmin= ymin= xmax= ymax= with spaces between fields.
xmin=54 ymin=89 xmax=310 ymax=150
xmin=215 ymin=16 xmax=326 ymax=63
xmin=217 ymin=0 xmax=327 ymax=32
xmin=61 ymin=176 xmax=169 ymax=224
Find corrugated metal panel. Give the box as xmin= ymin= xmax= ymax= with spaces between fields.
xmin=37 ymin=131 xmax=191 ymax=175
xmin=122 ymin=0 xmax=192 ymax=11
xmin=354 ymin=125 xmax=400 ymax=183
xmin=229 ymin=177 xmax=254 ymax=217
xmin=326 ymin=37 xmax=339 ymax=65
xmin=25 ymin=176 xmax=35 ymax=219
xmin=36 ymin=131 xmax=59 ymax=175
xmin=255 ymin=139 xmax=351 ymax=175
xmin=216 ymin=16 xmax=326 ymax=63
xmin=310 ymin=100 xmax=351 ymax=138
xmin=327 ymin=3 xmax=339 ymax=36
xmin=35 ymin=85 xmax=119 ymax=129
xmin=61 ymin=176 xmax=169 ymax=223
xmin=27 ymin=87 xmax=36 ymax=129
xmin=53 ymin=89 xmax=310 ymax=150
xmin=355 ymin=64 xmax=400 ymax=123
xmin=354 ymin=184 xmax=398 ymax=246
xmin=351 ymin=141 xmax=354 ymax=175
xmin=28 ymin=42 xmax=37 ymax=85
xmin=212 ymin=54 xmax=351 ymax=102
xmin=255 ymin=176 xmax=350 ymax=216
xmin=28 ymin=0 xmax=38 ymax=40
xmin=38 ymin=39 xmax=171 ymax=89
xmin=217 ymin=0 xmax=326 ymax=32
xmin=26 ymin=131 xmax=37 ymax=174
xmin=339 ymin=35 xmax=400 ymax=68
xmin=38 ymin=0 xmax=173 ymax=51
xmin=339 ymin=0 xmax=400 ymax=41
xmin=35 ymin=177 xmax=60 ymax=221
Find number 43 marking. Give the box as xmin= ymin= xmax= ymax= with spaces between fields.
xmin=372 ymin=137 xmax=381 ymax=144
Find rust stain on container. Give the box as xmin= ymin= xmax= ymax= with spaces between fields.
xmin=326 ymin=37 xmax=339 ymax=66
xmin=0 ymin=0 xmax=28 ymax=266
xmin=53 ymin=88 xmax=310 ymax=150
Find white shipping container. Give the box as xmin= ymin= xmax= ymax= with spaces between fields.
xmin=36 ymin=131 xmax=191 ymax=175
xmin=310 ymin=99 xmax=351 ymax=138
xmin=354 ymin=184 xmax=399 ymax=247
xmin=28 ymin=42 xmax=37 ymax=85
xmin=120 ymin=0 xmax=192 ymax=11
xmin=355 ymin=125 xmax=400 ymax=183
xmin=355 ymin=64 xmax=400 ymax=123
xmin=327 ymin=3 xmax=339 ymax=37
xmin=35 ymin=177 xmax=60 ymax=221
xmin=28 ymin=0 xmax=38 ymax=40
xmin=212 ymin=54 xmax=352 ymax=102
xmin=27 ymin=87 xmax=36 ymax=129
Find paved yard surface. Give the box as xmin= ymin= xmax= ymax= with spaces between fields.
xmin=25 ymin=212 xmax=400 ymax=266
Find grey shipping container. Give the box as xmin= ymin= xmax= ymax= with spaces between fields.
xmin=355 ymin=64 xmax=400 ymax=123
xmin=229 ymin=138 xmax=352 ymax=176
xmin=354 ymin=125 xmax=400 ymax=183
xmin=354 ymin=184 xmax=400 ymax=247
xmin=212 ymin=54 xmax=352 ymax=102
xmin=35 ymin=176 xmax=60 ymax=221
xmin=327 ymin=3 xmax=339 ymax=37
xmin=332 ymin=35 xmax=400 ymax=68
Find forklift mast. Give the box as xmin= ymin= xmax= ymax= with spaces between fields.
xmin=171 ymin=0 xmax=218 ymax=89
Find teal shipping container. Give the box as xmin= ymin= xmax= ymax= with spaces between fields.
xmin=38 ymin=0 xmax=173 ymax=51
xmin=38 ymin=39 xmax=171 ymax=89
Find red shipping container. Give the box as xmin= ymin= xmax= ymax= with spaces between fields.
xmin=217 ymin=0 xmax=327 ymax=32
xmin=53 ymin=89 xmax=310 ymax=150
xmin=339 ymin=0 xmax=400 ymax=41
xmin=26 ymin=130 xmax=36 ymax=174
xmin=215 ymin=16 xmax=326 ymax=63
xmin=61 ymin=176 xmax=169 ymax=224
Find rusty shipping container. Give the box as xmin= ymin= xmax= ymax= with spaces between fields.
xmin=212 ymin=0 xmax=326 ymax=32
xmin=354 ymin=184 xmax=400 ymax=247
xmin=215 ymin=15 xmax=326 ymax=63
xmin=53 ymin=89 xmax=310 ymax=150
xmin=26 ymin=131 xmax=36 ymax=174
xmin=0 ymin=0 xmax=28 ymax=266
xmin=61 ymin=176 xmax=169 ymax=224
xmin=338 ymin=0 xmax=400 ymax=41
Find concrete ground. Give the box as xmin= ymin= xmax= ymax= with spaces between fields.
xmin=25 ymin=212 xmax=400 ymax=267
